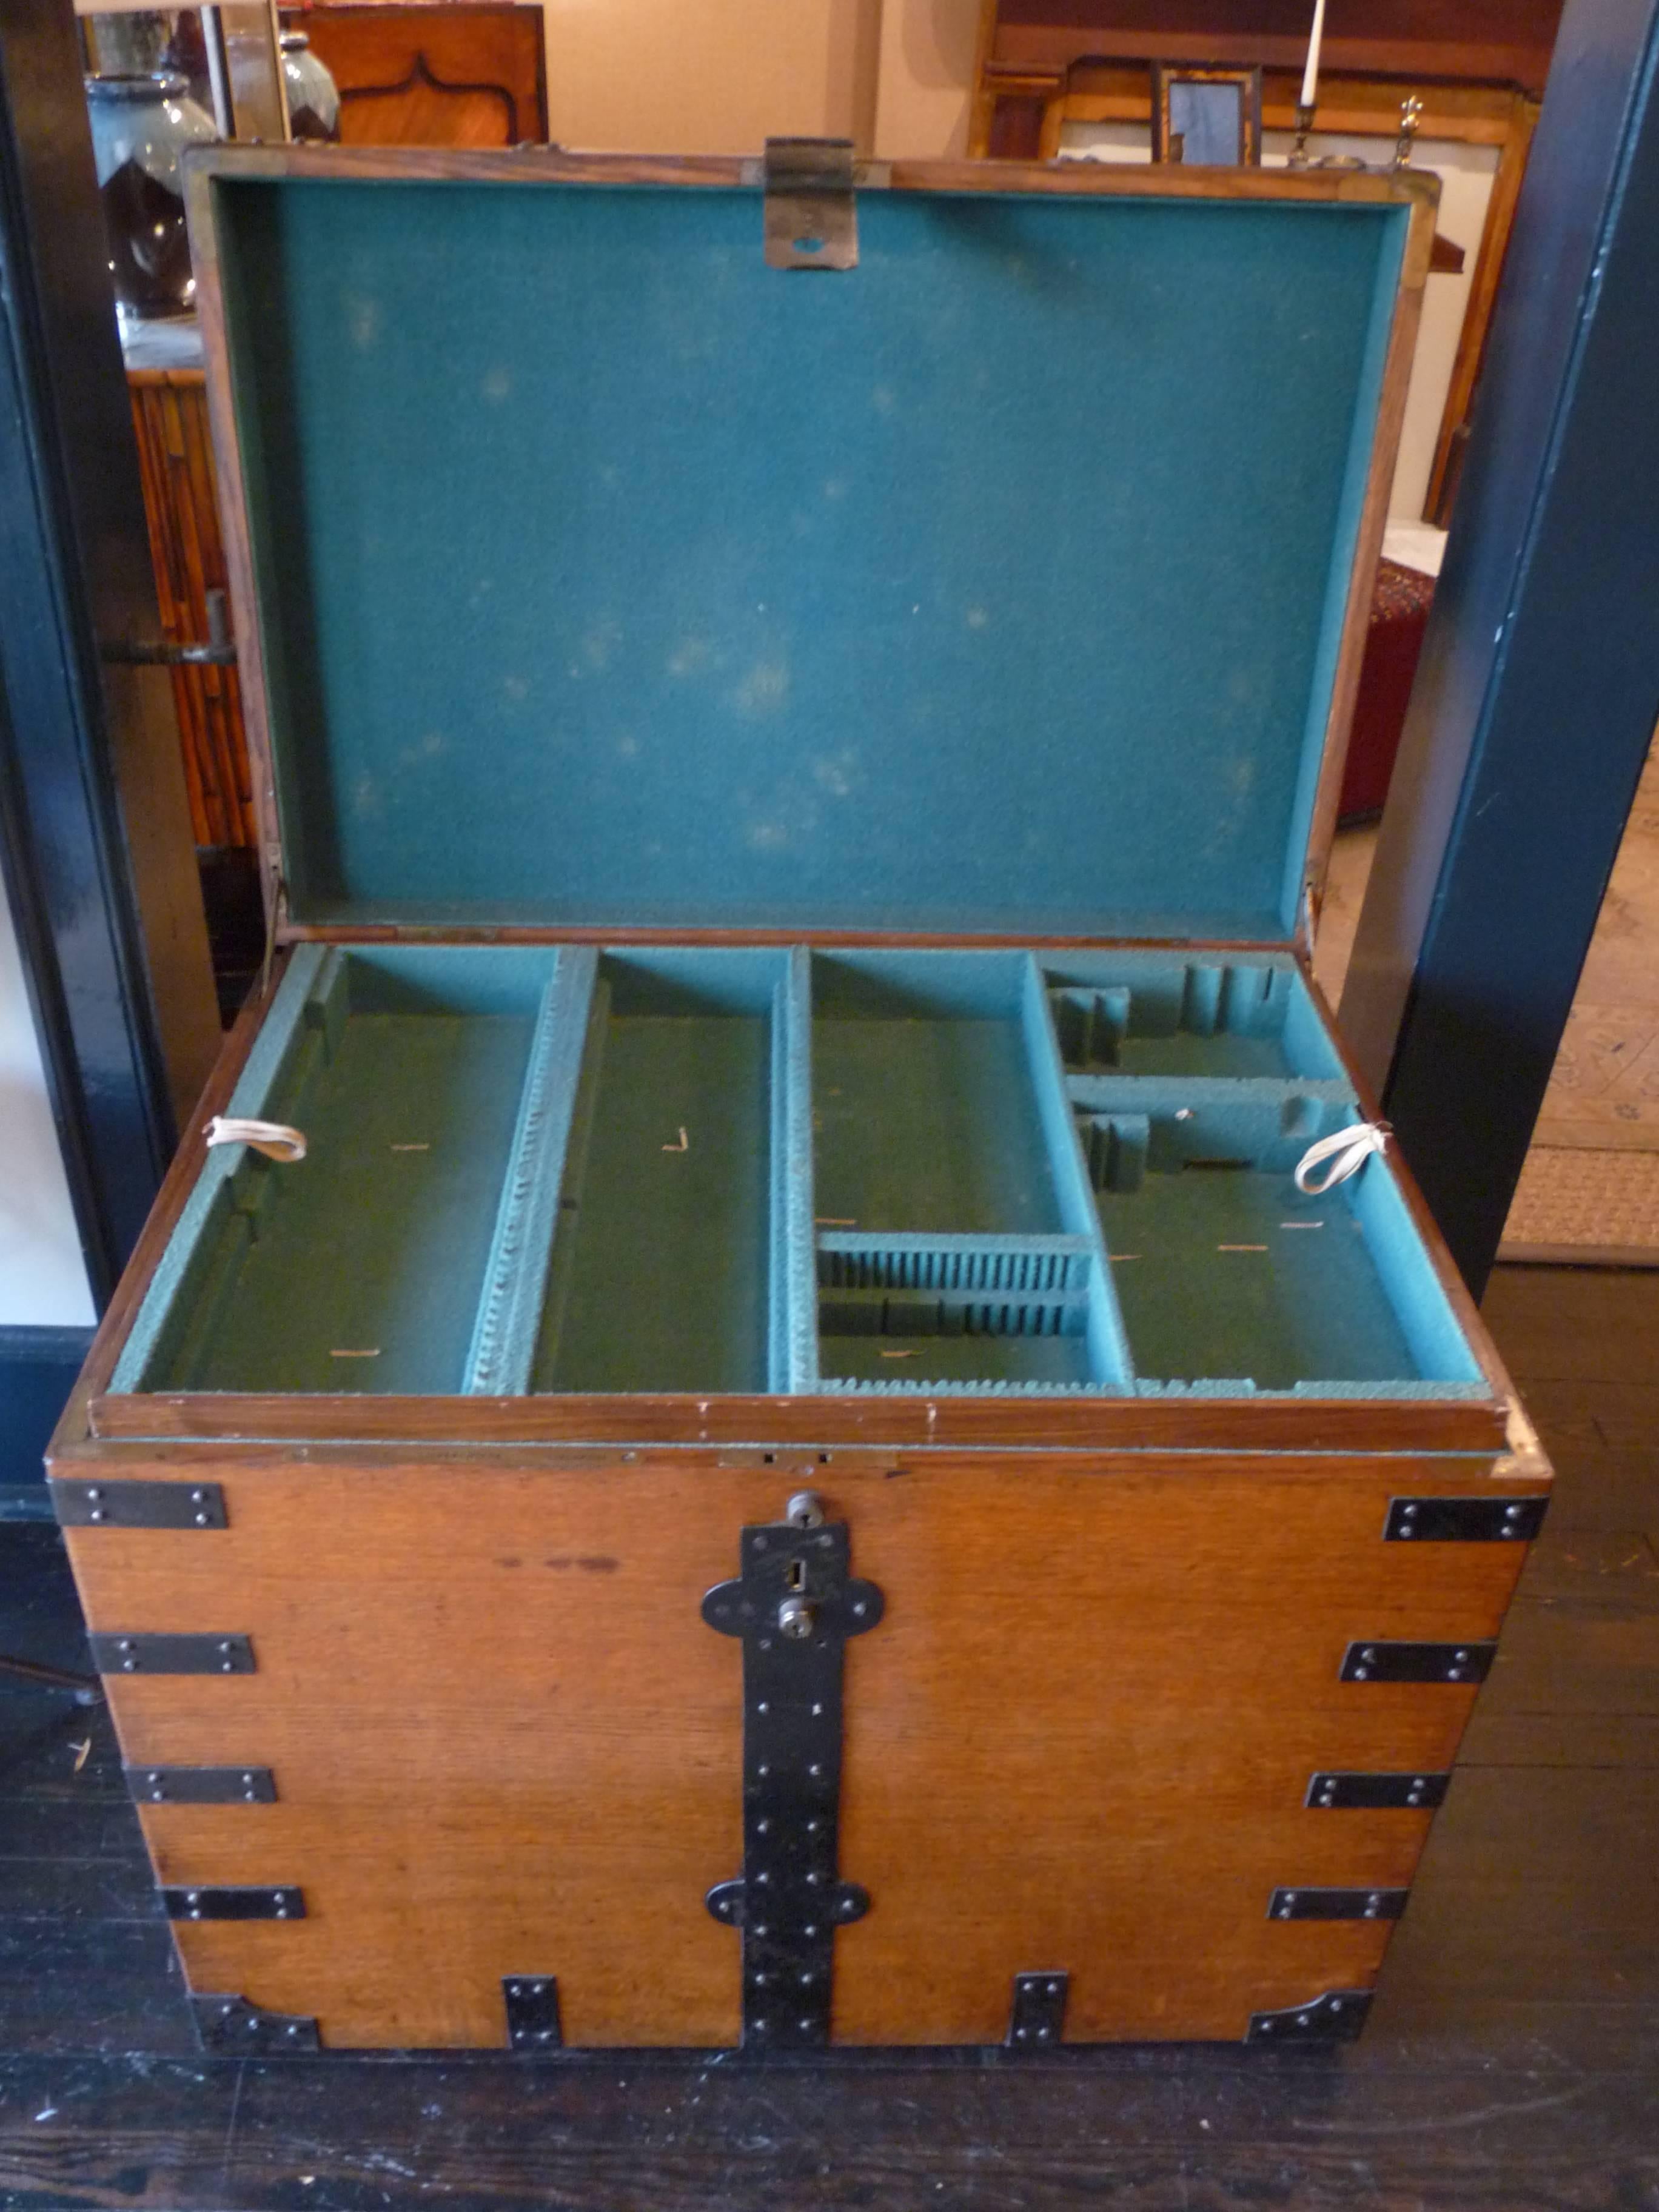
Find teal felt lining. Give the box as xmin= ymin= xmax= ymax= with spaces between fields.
xmin=212 ymin=176 xmax=1407 ymax=939
xmin=115 ymin=943 xmax=1483 ymax=1403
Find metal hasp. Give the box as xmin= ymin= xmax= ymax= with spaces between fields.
xmin=1385 ymin=1495 xmax=1547 ymax=1542
xmin=1269 ymin=1887 xmax=1407 ymax=1922
xmin=1006 ymin=1972 xmax=1069 ymax=2050
xmin=53 ymin=1478 xmax=227 ymax=1529
xmin=1246 ymin=1988 xmax=1372 ymax=2044
xmin=128 ymin=1764 xmax=276 ymax=1804
xmin=703 ymin=1489 xmax=882 ymax=2051
xmin=193 ymin=1993 xmax=320 ymax=2053
xmin=762 ymin=138 xmax=859 ymax=270
xmin=503 ymin=1976 xmax=563 ymax=2050
xmin=165 ymin=1885 xmax=304 ymax=1921
xmin=89 ymin=1632 xmax=255 ymax=1675
xmin=1341 ymin=1640 xmax=1495 ymax=1684
xmin=1305 ymin=1771 xmax=1449 ymax=1810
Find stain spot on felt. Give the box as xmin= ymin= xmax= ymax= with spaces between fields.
xmin=481 ymin=366 xmax=512 ymax=403
xmin=346 ymin=295 xmax=380 ymax=349
xmin=734 ymin=659 xmax=789 ymax=717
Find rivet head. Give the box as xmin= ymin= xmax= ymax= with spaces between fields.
xmin=89 ymin=1509 xmax=106 ymax=1523
xmin=1352 ymin=1666 xmax=1370 ymax=1679
xmin=194 ymin=1513 xmax=210 ymax=1526
xmin=1447 ymin=1667 xmax=1463 ymax=1680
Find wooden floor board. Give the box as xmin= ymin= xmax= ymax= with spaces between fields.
xmin=1 ymin=1262 xmax=1657 ymax=2203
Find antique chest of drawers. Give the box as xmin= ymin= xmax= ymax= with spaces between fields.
xmin=50 ymin=144 xmax=1547 ymax=2054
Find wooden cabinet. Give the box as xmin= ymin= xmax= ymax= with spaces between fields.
xmin=286 ymin=4 xmax=547 ymax=146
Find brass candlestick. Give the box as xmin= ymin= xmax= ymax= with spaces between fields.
xmin=1288 ymin=100 xmax=1316 ymax=167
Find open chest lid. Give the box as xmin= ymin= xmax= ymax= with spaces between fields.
xmin=190 ymin=147 xmax=1433 ymax=945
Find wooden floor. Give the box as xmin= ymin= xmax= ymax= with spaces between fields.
xmin=2 ymin=1264 xmax=1657 ymax=2208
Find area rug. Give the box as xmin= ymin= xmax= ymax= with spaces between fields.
xmin=1528 ymin=740 xmax=1659 ymax=1156
xmin=1500 ymin=1144 xmax=1659 ymax=1267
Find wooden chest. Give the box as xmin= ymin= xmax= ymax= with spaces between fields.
xmin=51 ymin=144 xmax=1548 ymax=2056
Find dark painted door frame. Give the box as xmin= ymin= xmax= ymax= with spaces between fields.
xmin=1342 ymin=0 xmax=1659 ymax=1297
xmin=0 ymin=0 xmax=192 ymax=1313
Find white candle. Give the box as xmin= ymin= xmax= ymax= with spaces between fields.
xmin=1299 ymin=0 xmax=1327 ymax=110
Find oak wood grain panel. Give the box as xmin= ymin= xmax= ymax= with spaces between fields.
xmin=61 ymin=1453 xmax=1541 ymax=2046
xmin=68 ymin=1457 xmax=756 ymax=2048
xmin=831 ymin=1453 xmax=1538 ymax=2042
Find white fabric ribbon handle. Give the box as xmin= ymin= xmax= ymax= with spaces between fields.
xmin=1294 ymin=1120 xmax=1389 ymax=1196
xmin=204 ymin=1116 xmax=307 ymax=1164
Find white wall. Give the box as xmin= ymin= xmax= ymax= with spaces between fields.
xmin=0 ymin=846 xmax=95 ymax=1327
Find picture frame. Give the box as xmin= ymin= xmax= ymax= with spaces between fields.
xmin=1151 ymin=64 xmax=1264 ymax=166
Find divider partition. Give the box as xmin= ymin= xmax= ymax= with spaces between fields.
xmin=112 ymin=943 xmax=1487 ymax=1402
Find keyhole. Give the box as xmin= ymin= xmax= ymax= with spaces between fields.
xmin=786 ymin=1558 xmax=806 ymax=1592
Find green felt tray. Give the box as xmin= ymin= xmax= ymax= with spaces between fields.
xmin=112 ymin=945 xmax=1485 ymax=1402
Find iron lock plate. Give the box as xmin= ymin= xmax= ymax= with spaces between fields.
xmin=703 ymin=1495 xmax=882 ymax=2050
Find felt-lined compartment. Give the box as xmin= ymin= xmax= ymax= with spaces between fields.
xmin=529 ymin=951 xmax=785 ymax=1396
xmin=112 ymin=944 xmax=1484 ymax=1402
xmin=117 ymin=945 xmax=555 ymax=1395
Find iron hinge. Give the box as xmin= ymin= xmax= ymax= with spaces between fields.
xmin=90 ymin=1632 xmax=254 ymax=1675
xmin=165 ymin=1885 xmax=304 ymax=1922
xmin=703 ymin=1488 xmax=882 ymax=2051
xmin=1270 ymin=1886 xmax=1407 ymax=1922
xmin=503 ymin=1976 xmax=563 ymax=2050
xmin=192 ymin=1993 xmax=319 ymax=2053
xmin=1305 ymin=1770 xmax=1448 ymax=1810
xmin=1341 ymin=1640 xmax=1495 ymax=1684
xmin=53 ymin=1479 xmax=226 ymax=1530
xmin=1006 ymin=1972 xmax=1069 ymax=2050
xmin=1246 ymin=1988 xmax=1372 ymax=2044
xmin=128 ymin=1764 xmax=275 ymax=1805
xmin=1385 ymin=1495 xmax=1547 ymax=1542
xmin=753 ymin=137 xmax=888 ymax=270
